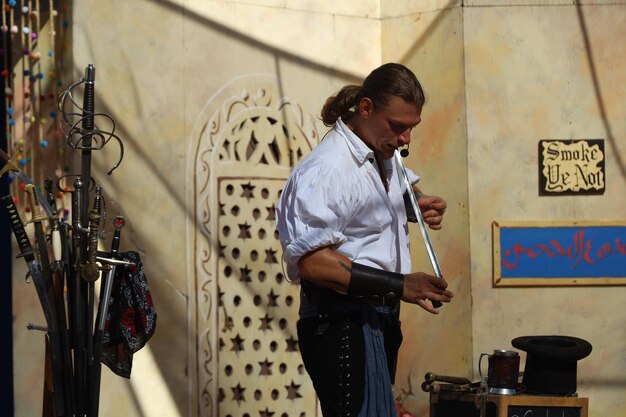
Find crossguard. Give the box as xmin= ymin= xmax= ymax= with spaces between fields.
xmin=96 ymin=256 xmax=133 ymax=267
xmin=1 ymin=149 xmax=56 ymax=217
xmin=0 ymin=147 xmax=21 ymax=178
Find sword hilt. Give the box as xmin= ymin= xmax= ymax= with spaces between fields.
xmin=80 ymin=210 xmax=101 ymax=282
xmin=80 ymin=185 xmax=103 ymax=282
xmin=81 ymin=64 xmax=96 ymax=133
xmin=1 ymin=195 xmax=36 ymax=262
xmin=44 ymin=178 xmax=58 ymax=214
xmin=51 ymin=218 xmax=63 ymax=265
xmin=111 ymin=215 xmax=125 ymax=256
xmin=24 ymin=184 xmax=47 ymax=224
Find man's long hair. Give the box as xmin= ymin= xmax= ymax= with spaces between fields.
xmin=320 ymin=63 xmax=426 ymax=126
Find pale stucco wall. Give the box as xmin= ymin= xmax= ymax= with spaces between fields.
xmin=11 ymin=1 xmax=626 ymax=417
xmin=465 ymin=2 xmax=626 ymax=417
xmin=12 ymin=1 xmax=423 ymax=416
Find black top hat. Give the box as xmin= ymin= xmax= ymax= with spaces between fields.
xmin=511 ymin=335 xmax=592 ymax=396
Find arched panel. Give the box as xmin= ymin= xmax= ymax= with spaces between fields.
xmin=187 ymin=74 xmax=320 ymax=417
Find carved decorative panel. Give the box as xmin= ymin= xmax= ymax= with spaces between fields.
xmin=188 ymin=75 xmax=319 ymax=417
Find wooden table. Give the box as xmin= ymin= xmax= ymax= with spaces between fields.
xmin=429 ymin=390 xmax=588 ymax=417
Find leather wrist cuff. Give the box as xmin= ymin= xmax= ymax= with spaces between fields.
xmin=347 ymin=262 xmax=404 ymax=299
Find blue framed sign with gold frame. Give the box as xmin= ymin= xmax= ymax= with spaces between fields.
xmin=492 ymin=221 xmax=626 ymax=286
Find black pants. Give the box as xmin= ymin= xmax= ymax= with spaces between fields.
xmin=297 ymin=309 xmax=403 ymax=417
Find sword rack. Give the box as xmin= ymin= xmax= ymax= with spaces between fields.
xmin=1 ymin=64 xmax=147 ymax=417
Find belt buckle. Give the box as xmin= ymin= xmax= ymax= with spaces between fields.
xmin=382 ymin=293 xmax=400 ymax=309
xmin=366 ymin=294 xmax=390 ymax=306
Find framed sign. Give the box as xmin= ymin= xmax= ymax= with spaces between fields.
xmin=538 ymin=139 xmax=605 ymax=196
xmin=492 ymin=221 xmax=626 ymax=286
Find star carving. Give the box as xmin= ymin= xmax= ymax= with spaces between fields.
xmin=223 ymin=316 xmax=234 ymax=332
xmin=285 ymin=380 xmax=302 ymax=400
xmin=258 ymin=358 xmax=273 ymax=376
xmin=267 ymin=289 xmax=279 ymax=308
xmin=266 ymin=204 xmax=276 ymax=221
xmin=239 ymin=265 xmax=252 ymax=284
xmin=240 ymin=182 xmax=255 ymax=201
xmin=231 ymin=383 xmax=246 ymax=405
xmin=285 ymin=336 xmax=298 ymax=352
xmin=259 ymin=313 xmax=273 ymax=331
xmin=264 ymin=247 xmax=278 ymax=264
xmin=238 ymin=222 xmax=252 ymax=239
xmin=230 ymin=333 xmax=245 ymax=354
xmin=259 ymin=407 xmax=275 ymax=417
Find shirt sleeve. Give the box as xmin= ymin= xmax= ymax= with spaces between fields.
xmin=276 ymin=163 xmax=357 ymax=281
xmin=405 ymin=167 xmax=421 ymax=185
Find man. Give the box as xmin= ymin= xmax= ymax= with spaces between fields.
xmin=276 ymin=63 xmax=453 ymax=416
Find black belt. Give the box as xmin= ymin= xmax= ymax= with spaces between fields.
xmin=300 ymin=281 xmax=400 ymax=318
xmin=362 ymin=294 xmax=400 ymax=308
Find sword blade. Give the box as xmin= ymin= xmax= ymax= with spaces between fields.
xmin=394 ymin=151 xmax=443 ymax=308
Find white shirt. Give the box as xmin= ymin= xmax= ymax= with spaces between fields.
xmin=276 ymin=118 xmax=420 ymax=281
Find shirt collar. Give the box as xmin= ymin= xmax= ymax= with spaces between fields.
xmin=335 ymin=117 xmax=375 ymax=165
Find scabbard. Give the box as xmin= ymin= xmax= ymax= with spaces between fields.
xmin=55 ymin=223 xmax=75 ymax=415
xmin=87 ymin=263 xmax=117 ymax=417
xmin=28 ymin=187 xmax=69 ymax=416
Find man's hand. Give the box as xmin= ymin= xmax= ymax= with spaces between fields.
xmin=417 ymin=194 xmax=447 ymax=230
xmin=402 ymin=272 xmax=453 ymax=314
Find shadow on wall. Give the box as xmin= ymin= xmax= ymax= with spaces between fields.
xmin=58 ymin=1 xmax=624 ymax=416
xmin=575 ymin=2 xmax=626 ymax=183
xmin=102 ymin=2 xmax=460 ymax=416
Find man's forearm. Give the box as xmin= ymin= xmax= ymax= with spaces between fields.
xmin=298 ymin=247 xmax=352 ymax=293
xmin=298 ymin=248 xmax=404 ymax=299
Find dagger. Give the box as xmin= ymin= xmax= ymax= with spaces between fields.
xmin=88 ymin=216 xmax=128 ymax=417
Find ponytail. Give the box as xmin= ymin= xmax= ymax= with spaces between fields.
xmin=320 ymin=85 xmax=360 ymax=126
